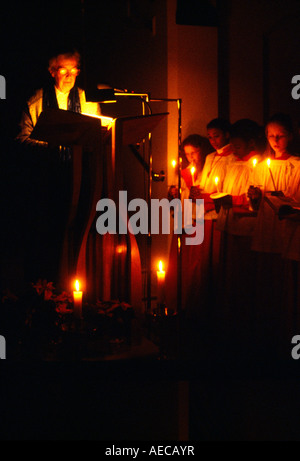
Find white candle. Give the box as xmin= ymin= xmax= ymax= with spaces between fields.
xmin=215 ymin=176 xmax=220 ymax=193
xmin=267 ymin=158 xmax=277 ymax=191
xmin=157 ymin=261 xmax=166 ymax=305
xmin=73 ymin=279 xmax=83 ymax=319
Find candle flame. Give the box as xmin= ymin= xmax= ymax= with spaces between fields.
xmin=191 ymin=166 xmax=196 ymax=175
xmin=75 ymin=280 xmax=80 ymax=292
xmin=172 ymin=160 xmax=177 ymax=168
xmin=267 ymin=158 xmax=271 ymax=168
xmin=215 ymin=176 xmax=219 ymax=185
xmin=158 ymin=261 xmax=164 ymax=272
xmin=253 ymin=158 xmax=257 ymax=168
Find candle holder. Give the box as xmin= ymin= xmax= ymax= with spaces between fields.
xmin=271 ymin=190 xmax=284 ymax=197
xmin=210 ymin=192 xmax=232 ymax=213
xmin=154 ymin=302 xmax=168 ymax=317
xmin=248 ymin=186 xmax=262 ymax=211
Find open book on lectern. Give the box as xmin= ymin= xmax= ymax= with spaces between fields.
xmin=30 ymin=108 xmax=106 ymax=148
xmin=30 ymin=108 xmax=168 ymax=149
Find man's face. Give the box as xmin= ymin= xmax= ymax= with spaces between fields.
xmin=50 ymin=55 xmax=80 ymax=93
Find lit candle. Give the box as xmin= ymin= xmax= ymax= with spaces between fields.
xmin=215 ymin=176 xmax=220 ymax=193
xmin=171 ymin=160 xmax=177 ymax=185
xmin=191 ymin=166 xmax=196 ymax=186
xmin=157 ymin=261 xmax=166 ymax=305
xmin=252 ymin=158 xmax=257 ymax=168
xmin=267 ymin=158 xmax=277 ymax=191
xmin=73 ymin=279 xmax=83 ymax=319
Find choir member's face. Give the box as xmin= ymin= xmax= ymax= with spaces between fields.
xmin=207 ymin=128 xmax=229 ymax=151
xmin=184 ymin=145 xmax=202 ymax=166
xmin=267 ymin=122 xmax=292 ymax=155
xmin=50 ymin=55 xmax=80 ymax=94
xmin=231 ymin=138 xmax=251 ymax=159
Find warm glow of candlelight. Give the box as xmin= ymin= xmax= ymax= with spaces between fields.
xmin=73 ymin=279 xmax=83 ymax=319
xmin=75 ymin=279 xmax=80 ymax=292
xmin=158 ymin=260 xmax=164 ymax=273
xmin=157 ymin=261 xmax=166 ymax=305
xmin=267 ymin=158 xmax=271 ymax=168
xmin=215 ymin=176 xmax=220 ymax=192
xmin=172 ymin=160 xmax=177 ymax=168
xmin=191 ymin=166 xmax=196 ymax=186
xmin=253 ymin=158 xmax=257 ymax=168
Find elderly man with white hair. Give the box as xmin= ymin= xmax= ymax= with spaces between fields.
xmin=16 ymin=48 xmax=101 ymax=145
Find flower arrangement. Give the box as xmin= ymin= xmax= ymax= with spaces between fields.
xmin=1 ymin=280 xmax=135 ymax=360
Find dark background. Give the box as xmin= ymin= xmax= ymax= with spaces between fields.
xmin=1 ymin=0 xmax=300 ymax=442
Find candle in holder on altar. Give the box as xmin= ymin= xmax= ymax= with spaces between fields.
xmin=267 ymin=158 xmax=277 ymax=191
xmin=157 ymin=261 xmax=166 ymax=305
xmin=73 ymin=280 xmax=83 ymax=319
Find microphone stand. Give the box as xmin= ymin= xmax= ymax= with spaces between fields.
xmin=150 ymin=98 xmax=183 ymax=315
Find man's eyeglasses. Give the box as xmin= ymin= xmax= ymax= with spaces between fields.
xmin=56 ymin=67 xmax=80 ymax=76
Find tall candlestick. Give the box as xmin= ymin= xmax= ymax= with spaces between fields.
xmin=157 ymin=261 xmax=166 ymax=305
xmin=267 ymin=158 xmax=277 ymax=191
xmin=73 ymin=279 xmax=83 ymax=319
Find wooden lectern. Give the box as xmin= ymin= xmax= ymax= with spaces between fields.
xmin=31 ymin=108 xmax=167 ymax=312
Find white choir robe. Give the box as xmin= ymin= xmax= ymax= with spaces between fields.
xmin=216 ymin=152 xmax=263 ymax=236
xmin=282 ymin=161 xmax=300 ymax=262
xmin=251 ymin=155 xmax=300 ymax=254
xmin=200 ymin=144 xmax=236 ymax=220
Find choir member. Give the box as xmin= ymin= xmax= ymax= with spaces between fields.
xmin=252 ymin=113 xmax=300 ymax=254
xmin=166 ymin=134 xmax=212 ymax=319
xmin=250 ymin=114 xmax=300 ymax=351
xmin=200 ymin=118 xmax=236 ymax=219
xmin=215 ymin=119 xmax=264 ymax=335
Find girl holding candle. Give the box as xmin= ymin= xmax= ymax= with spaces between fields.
xmin=168 ymin=134 xmax=211 ymax=205
xmin=166 ymin=134 xmax=213 ymax=317
xmin=180 ymin=118 xmax=236 ymax=319
xmin=250 ymin=114 xmax=300 ymax=348
xmin=252 ymin=113 xmax=300 ymax=254
xmin=253 ymin=113 xmax=300 ymax=194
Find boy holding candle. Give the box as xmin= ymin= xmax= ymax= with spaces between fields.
xmin=217 ymin=118 xmax=264 ymax=235
xmin=215 ymin=119 xmax=264 ymax=328
xmin=200 ymin=118 xmax=236 ymax=219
